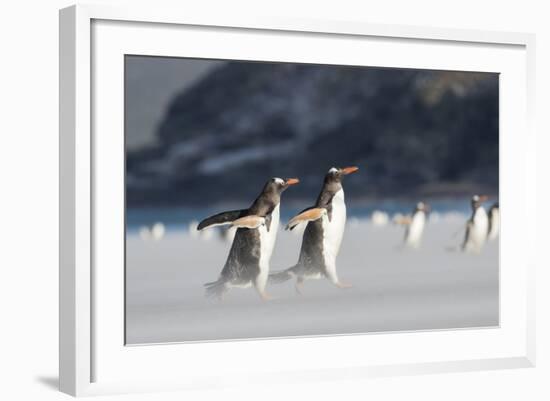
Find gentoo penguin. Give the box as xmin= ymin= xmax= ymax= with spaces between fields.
xmin=402 ymin=202 xmax=430 ymax=249
xmin=269 ymin=166 xmax=359 ymax=293
xmin=198 ymin=177 xmax=299 ymax=300
xmin=487 ymin=202 xmax=500 ymax=241
xmin=462 ymin=195 xmax=489 ymax=253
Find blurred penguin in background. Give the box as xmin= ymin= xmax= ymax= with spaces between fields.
xmin=462 ymin=195 xmax=489 ymax=253
xmin=400 ymin=202 xmax=430 ymax=249
xmin=487 ymin=202 xmax=500 ymax=241
xmin=371 ymin=210 xmax=390 ymax=227
xmin=139 ymin=222 xmax=165 ymax=241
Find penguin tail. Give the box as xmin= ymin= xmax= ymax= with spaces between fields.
xmin=268 ymin=267 xmax=295 ymax=285
xmin=204 ymin=279 xmax=228 ymax=300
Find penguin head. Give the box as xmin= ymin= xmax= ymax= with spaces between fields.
xmin=264 ymin=177 xmax=300 ymax=195
xmin=252 ymin=178 xmax=299 ymax=213
xmin=471 ymin=195 xmax=489 ymax=210
xmin=324 ymin=166 xmax=359 ymax=185
xmin=415 ymin=202 xmax=430 ymax=214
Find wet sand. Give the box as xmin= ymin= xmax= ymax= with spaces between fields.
xmin=125 ymin=219 xmax=499 ymax=344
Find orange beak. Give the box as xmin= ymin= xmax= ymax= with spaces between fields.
xmin=341 ymin=166 xmax=359 ymax=175
xmin=479 ymin=195 xmax=489 ymax=202
xmin=285 ymin=178 xmax=300 ymax=186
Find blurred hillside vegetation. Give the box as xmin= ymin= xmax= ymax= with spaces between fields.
xmin=127 ymin=62 xmax=498 ymax=207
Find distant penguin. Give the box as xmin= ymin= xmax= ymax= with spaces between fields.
xmin=198 ymin=177 xmax=299 ymax=300
xmin=403 ymin=202 xmax=430 ymax=249
xmin=392 ymin=213 xmax=406 ymax=225
xmin=371 ymin=210 xmax=389 ymax=227
xmin=139 ymin=222 xmax=165 ymax=241
xmin=487 ymin=202 xmax=500 ymax=241
xmin=151 ymin=222 xmax=165 ymax=240
xmin=139 ymin=226 xmax=151 ymax=241
xmin=462 ymin=195 xmax=489 ymax=253
xmin=270 ymin=166 xmax=359 ymax=293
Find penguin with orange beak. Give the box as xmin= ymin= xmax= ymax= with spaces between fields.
xmin=270 ymin=166 xmax=359 ymax=293
xmin=462 ymin=195 xmax=489 ymax=253
xmin=198 ymin=177 xmax=299 ymax=300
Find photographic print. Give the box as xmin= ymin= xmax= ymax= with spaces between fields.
xmin=125 ymin=56 xmax=499 ymax=344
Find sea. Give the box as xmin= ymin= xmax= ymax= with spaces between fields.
xmin=126 ymin=198 xmax=480 ymax=234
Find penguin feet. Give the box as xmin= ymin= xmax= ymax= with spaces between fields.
xmin=259 ymin=291 xmax=275 ymax=301
xmin=335 ymin=281 xmax=353 ymax=289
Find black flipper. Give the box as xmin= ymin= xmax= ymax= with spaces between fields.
xmin=197 ymin=209 xmax=247 ymax=230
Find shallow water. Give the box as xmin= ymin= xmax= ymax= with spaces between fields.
xmin=126 ymin=199 xmax=475 ymax=232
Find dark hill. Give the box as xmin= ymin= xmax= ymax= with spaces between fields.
xmin=126 ymin=62 xmax=498 ymax=207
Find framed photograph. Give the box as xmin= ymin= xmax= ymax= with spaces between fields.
xmin=59 ymin=4 xmax=536 ymax=396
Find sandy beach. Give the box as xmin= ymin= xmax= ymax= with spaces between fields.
xmin=125 ymin=217 xmax=499 ymax=344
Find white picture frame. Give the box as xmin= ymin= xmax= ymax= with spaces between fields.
xmin=59 ymin=4 xmax=536 ymax=397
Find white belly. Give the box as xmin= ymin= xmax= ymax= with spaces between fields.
xmin=322 ymin=189 xmax=346 ymax=280
xmin=405 ymin=212 xmax=426 ymax=248
xmin=465 ymin=207 xmax=488 ymax=252
xmin=257 ymin=204 xmax=280 ymax=288
xmin=488 ymin=209 xmax=500 ymax=241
